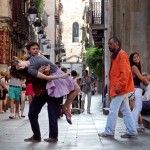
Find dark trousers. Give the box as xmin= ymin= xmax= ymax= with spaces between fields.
xmin=58 ymin=96 xmax=63 ymax=117
xmin=28 ymin=91 xmax=61 ymax=139
xmin=141 ymin=101 xmax=150 ymax=115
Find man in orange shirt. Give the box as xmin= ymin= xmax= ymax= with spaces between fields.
xmin=99 ymin=37 xmax=137 ymax=138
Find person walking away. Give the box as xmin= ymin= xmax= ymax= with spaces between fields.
xmin=99 ymin=37 xmax=137 ymax=138
xmin=7 ymin=57 xmax=25 ymax=119
xmin=80 ymin=70 xmax=93 ymax=114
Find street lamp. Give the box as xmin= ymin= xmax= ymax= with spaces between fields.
xmin=47 ymin=44 xmax=51 ymax=50
xmin=27 ymin=0 xmax=38 ymax=23
xmin=38 ymin=29 xmax=44 ymax=39
xmin=41 ymin=34 xmax=47 ymax=43
xmin=34 ymin=17 xmax=42 ymax=32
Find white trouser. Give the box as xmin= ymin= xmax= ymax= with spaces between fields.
xmin=132 ymin=88 xmax=142 ymax=128
xmin=81 ymin=91 xmax=92 ymax=112
xmin=104 ymin=93 xmax=137 ymax=135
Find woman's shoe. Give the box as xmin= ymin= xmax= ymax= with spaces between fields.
xmin=64 ymin=110 xmax=72 ymax=124
xmin=0 ymin=110 xmax=4 ymax=113
xmin=60 ymin=105 xmax=72 ymax=124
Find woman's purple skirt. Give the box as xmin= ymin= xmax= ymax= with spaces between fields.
xmin=46 ymin=69 xmax=77 ymax=98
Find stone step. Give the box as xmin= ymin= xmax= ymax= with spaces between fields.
xmin=142 ymin=116 xmax=150 ymax=129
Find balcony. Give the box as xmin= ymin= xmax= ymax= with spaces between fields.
xmin=12 ymin=0 xmax=29 ymax=41
xmin=88 ymin=0 xmax=105 ymax=48
xmin=55 ymin=0 xmax=61 ymax=25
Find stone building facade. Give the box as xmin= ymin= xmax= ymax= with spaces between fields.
xmin=0 ymin=0 xmax=29 ymax=72
xmin=104 ymin=0 xmax=150 ymax=82
xmin=60 ymin=0 xmax=86 ymax=62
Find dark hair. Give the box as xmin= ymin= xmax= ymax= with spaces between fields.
xmin=82 ymin=69 xmax=88 ymax=74
xmin=10 ymin=66 xmax=26 ymax=80
xmin=129 ymin=52 xmax=141 ymax=73
xmin=25 ymin=42 xmax=39 ymax=50
xmin=10 ymin=56 xmax=26 ymax=80
xmin=71 ymin=70 xmax=77 ymax=76
xmin=55 ymin=62 xmax=60 ymax=65
xmin=109 ymin=37 xmax=121 ymax=47
xmin=61 ymin=67 xmax=67 ymax=73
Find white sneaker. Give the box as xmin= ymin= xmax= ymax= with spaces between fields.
xmin=80 ymin=109 xmax=84 ymax=113
xmin=15 ymin=113 xmax=21 ymax=118
xmin=9 ymin=114 xmax=16 ymax=119
xmin=87 ymin=111 xmax=90 ymax=114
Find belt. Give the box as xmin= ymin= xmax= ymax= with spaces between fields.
xmin=10 ymin=85 xmax=21 ymax=88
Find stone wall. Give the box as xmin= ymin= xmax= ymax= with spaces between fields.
xmin=112 ymin=0 xmax=150 ymax=73
xmin=60 ymin=0 xmax=85 ymax=62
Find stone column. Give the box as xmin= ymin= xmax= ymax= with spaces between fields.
xmin=104 ymin=0 xmax=113 ymax=108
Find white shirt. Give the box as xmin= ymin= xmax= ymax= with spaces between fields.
xmin=142 ymin=82 xmax=150 ymax=101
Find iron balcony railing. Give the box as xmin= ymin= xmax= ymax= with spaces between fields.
xmin=91 ymin=0 xmax=104 ymax=24
xmin=12 ymin=0 xmax=29 ymax=38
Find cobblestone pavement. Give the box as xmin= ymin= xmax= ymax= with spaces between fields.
xmin=0 ymin=94 xmax=150 ymax=150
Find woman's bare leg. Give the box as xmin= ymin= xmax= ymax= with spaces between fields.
xmin=21 ymin=92 xmax=25 ymax=116
xmin=15 ymin=101 xmax=20 ymax=117
xmin=10 ymin=99 xmax=15 ymax=114
xmin=27 ymin=95 xmax=33 ymax=106
xmin=3 ymin=96 xmax=7 ymax=112
xmin=0 ymin=100 xmax=4 ymax=112
xmin=138 ymin=114 xmax=143 ymax=125
xmin=64 ymin=85 xmax=80 ymax=112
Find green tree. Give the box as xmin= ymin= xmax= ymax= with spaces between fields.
xmin=35 ymin=0 xmax=45 ymax=15
xmin=85 ymin=46 xmax=104 ymax=94
xmin=85 ymin=46 xmax=103 ymax=78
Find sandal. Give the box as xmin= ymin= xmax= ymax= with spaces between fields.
xmin=0 ymin=110 xmax=4 ymax=113
xmin=60 ymin=105 xmax=72 ymax=124
xmin=137 ymin=128 xmax=145 ymax=132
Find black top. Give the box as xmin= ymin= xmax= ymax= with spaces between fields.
xmin=132 ymin=72 xmax=141 ymax=87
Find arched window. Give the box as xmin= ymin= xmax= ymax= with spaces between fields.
xmin=72 ymin=22 xmax=79 ymax=42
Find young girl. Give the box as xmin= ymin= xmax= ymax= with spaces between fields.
xmin=11 ymin=43 xmax=80 ymax=124
xmin=129 ymin=52 xmax=147 ymax=131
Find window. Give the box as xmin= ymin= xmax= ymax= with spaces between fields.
xmin=72 ymin=22 xmax=79 ymax=42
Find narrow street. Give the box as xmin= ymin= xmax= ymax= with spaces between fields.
xmin=0 ymin=94 xmax=150 ymax=150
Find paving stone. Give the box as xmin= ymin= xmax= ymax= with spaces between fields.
xmin=0 ymin=95 xmax=150 ymax=150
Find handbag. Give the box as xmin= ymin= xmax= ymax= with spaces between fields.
xmin=2 ymin=87 xmax=8 ymax=95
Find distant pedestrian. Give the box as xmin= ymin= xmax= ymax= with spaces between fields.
xmin=99 ymin=37 xmax=137 ymax=138
xmin=55 ymin=62 xmax=61 ymax=69
xmin=71 ymin=70 xmax=80 ymax=108
xmin=0 ymin=71 xmax=8 ymax=112
xmin=7 ymin=57 xmax=25 ymax=119
xmin=80 ymin=70 xmax=93 ymax=114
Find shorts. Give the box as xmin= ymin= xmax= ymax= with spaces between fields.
xmin=9 ymin=86 xmax=21 ymax=101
